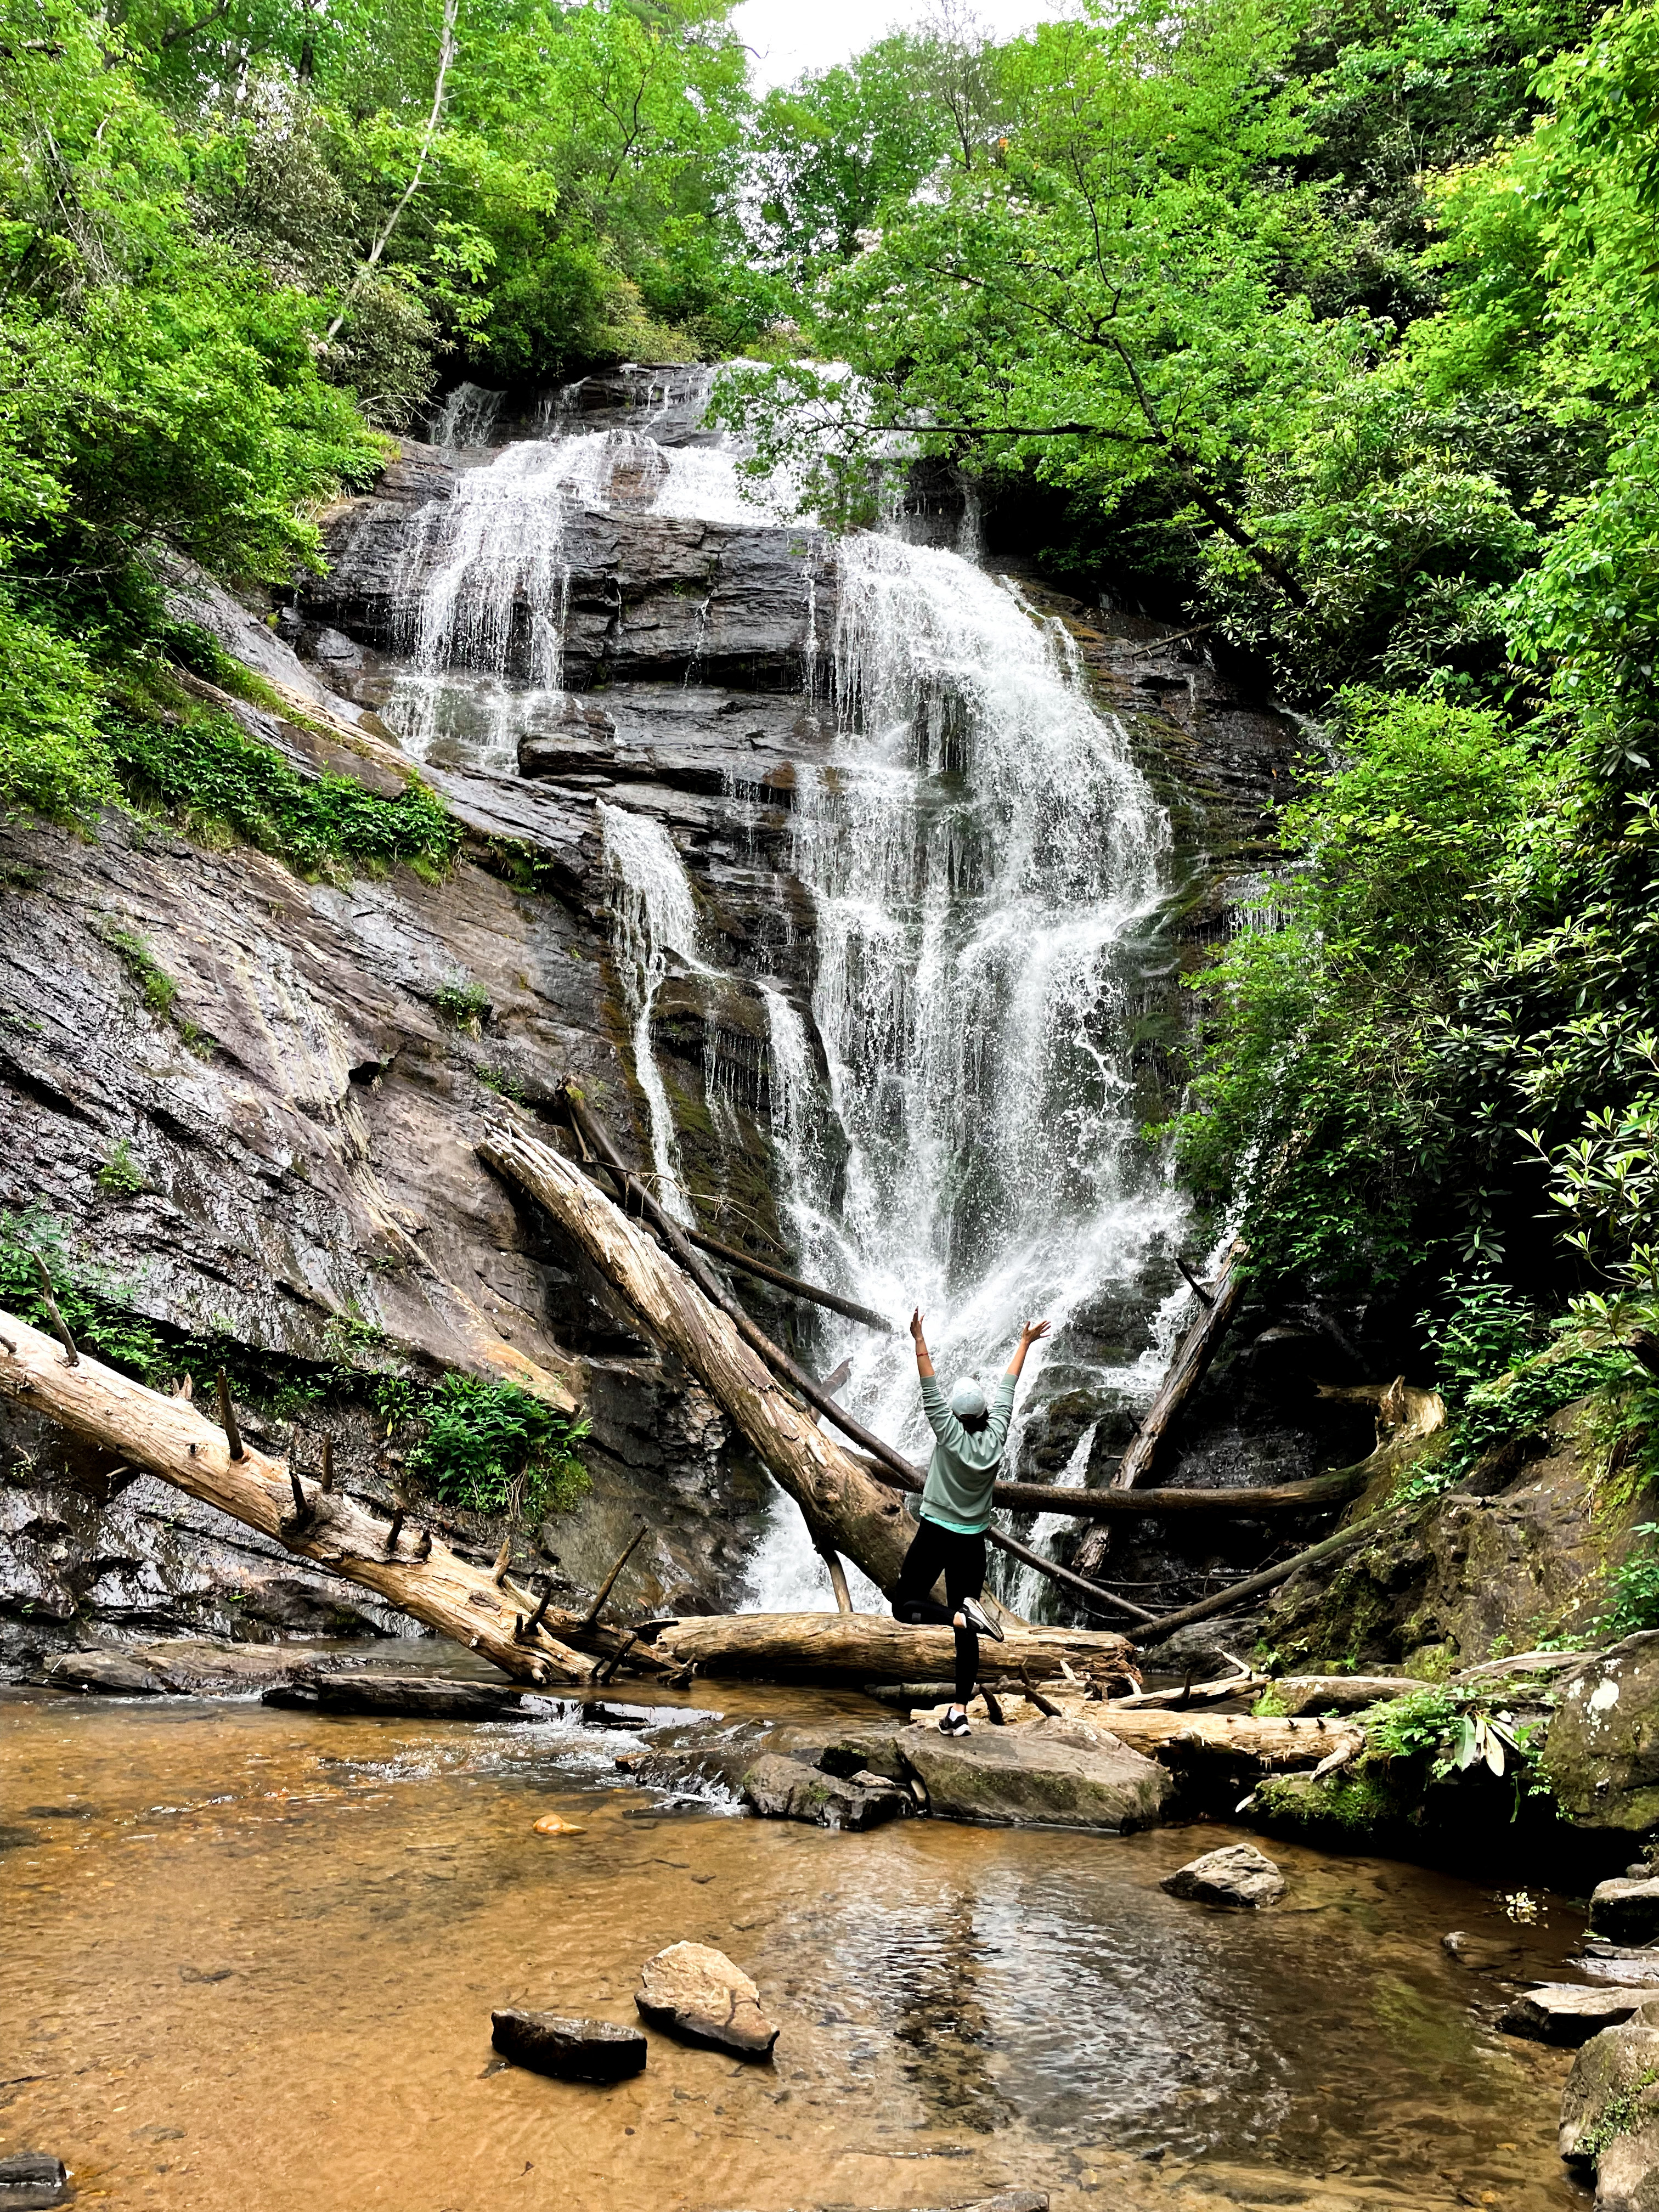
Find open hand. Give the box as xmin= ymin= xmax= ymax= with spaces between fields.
xmin=909 ymin=1306 xmax=926 ymax=1342
xmin=1022 ymin=1319 xmax=1052 ymax=1345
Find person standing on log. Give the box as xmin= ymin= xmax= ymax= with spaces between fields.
xmin=895 ymin=1308 xmax=1050 ymax=1735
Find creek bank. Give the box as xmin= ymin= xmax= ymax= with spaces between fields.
xmin=1561 ymin=2001 xmax=1659 ymax=2208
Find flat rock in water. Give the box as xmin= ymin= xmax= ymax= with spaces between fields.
xmin=636 ymin=1942 xmax=778 ymax=2059
xmin=1161 ymin=1843 xmax=1285 ymax=1908
xmin=1594 ymin=1878 xmax=1659 ymax=1945
xmin=489 ymin=2009 xmax=646 ymax=2083
xmin=44 ymin=1649 xmax=166 ymax=1697
xmin=263 ymin=1668 xmax=526 ymax=1720
xmin=1500 ymin=1983 xmax=1655 ymax=2044
xmin=896 ymin=1716 xmax=1169 ymax=1832
xmin=740 ymin=1754 xmax=909 ymax=1831
xmin=0 ymin=2152 xmax=74 ymax=2208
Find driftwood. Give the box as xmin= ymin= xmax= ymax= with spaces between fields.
xmin=0 ymin=1307 xmax=657 ymax=1689
xmin=1084 ymin=1706 xmax=1365 ymax=1769
xmin=1134 ymin=1516 xmax=1383 ymax=1645
xmin=490 ymin=1115 xmax=1147 ymax=1622
xmin=640 ymin=1610 xmax=1137 ymax=1689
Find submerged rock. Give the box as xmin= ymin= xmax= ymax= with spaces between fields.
xmin=635 ymin=1941 xmax=778 ymax=2059
xmin=0 ymin=2153 xmax=73 ymax=2209
xmin=490 ymin=2009 xmax=646 ymax=2083
xmin=895 ymin=1716 xmax=1169 ymax=1831
xmin=262 ymin=1667 xmax=528 ymax=1721
xmin=1502 ymin=1983 xmax=1655 ymax=2045
xmin=740 ymin=1753 xmax=909 ymax=1830
xmin=1160 ymin=1843 xmax=1285 ymax=1908
xmin=1593 ymin=1879 xmax=1659 ymax=1945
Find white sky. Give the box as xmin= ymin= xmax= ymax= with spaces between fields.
xmin=729 ymin=0 xmax=1061 ymax=90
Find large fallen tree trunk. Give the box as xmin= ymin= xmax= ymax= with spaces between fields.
xmin=640 ymin=1610 xmax=1136 ymax=1689
xmin=1077 ymin=1705 xmax=1364 ymax=1770
xmin=0 ymin=1307 xmax=632 ymax=1688
xmin=482 ymin=1120 xmax=918 ymax=1594
xmin=490 ymin=1116 xmax=1152 ymax=1625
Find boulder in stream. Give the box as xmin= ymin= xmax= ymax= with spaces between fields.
xmin=262 ymin=1667 xmax=528 ymax=1720
xmin=1502 ymin=1983 xmax=1656 ymax=2045
xmin=489 ymin=2009 xmax=646 ymax=2083
xmin=635 ymin=1942 xmax=779 ymax=2059
xmin=1543 ymin=1633 xmax=1659 ymax=1838
xmin=1160 ymin=1843 xmax=1286 ymax=1908
xmin=44 ymin=1649 xmax=167 ymax=1696
xmin=1561 ymin=2013 xmax=1659 ymax=2207
xmin=0 ymin=2153 xmax=73 ymax=2209
xmin=1593 ymin=1879 xmax=1659 ymax=1946
xmin=740 ymin=1753 xmax=909 ymax=1830
xmin=895 ymin=1716 xmax=1169 ymax=1831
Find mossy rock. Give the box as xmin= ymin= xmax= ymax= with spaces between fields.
xmin=1546 ymin=1634 xmax=1659 ymax=1835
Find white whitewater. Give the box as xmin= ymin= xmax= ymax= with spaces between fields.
xmin=389 ymin=370 xmax=1189 ymax=1615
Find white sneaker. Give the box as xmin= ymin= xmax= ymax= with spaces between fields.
xmin=959 ymin=1596 xmax=1005 ymax=1644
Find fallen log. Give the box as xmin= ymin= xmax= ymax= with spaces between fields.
xmin=1085 ymin=1706 xmax=1365 ymax=1770
xmin=640 ymin=1610 xmax=1137 ymax=1689
xmin=683 ymin=1224 xmax=895 ymax=1334
xmin=539 ymin=1101 xmax=1150 ymax=1628
xmin=1134 ymin=1515 xmax=1383 ymax=1645
xmin=482 ymin=1120 xmax=917 ymax=1594
xmin=991 ymin=1467 xmax=1368 ymax=1519
xmin=0 ymin=1307 xmax=627 ymax=1688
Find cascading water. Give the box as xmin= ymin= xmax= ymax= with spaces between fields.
xmin=597 ymin=801 xmax=710 ymax=1224
xmin=383 ymin=366 xmax=1190 ymax=1617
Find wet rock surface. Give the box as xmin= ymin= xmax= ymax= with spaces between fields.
xmin=489 ymin=2009 xmax=646 ymax=2083
xmin=738 ymin=1752 xmax=910 ymax=1830
xmin=263 ymin=1666 xmax=528 ymax=1719
xmin=43 ymin=1647 xmax=168 ymax=1696
xmin=1500 ymin=1983 xmax=1655 ymax=2044
xmin=1561 ymin=2013 xmax=1659 ymax=2210
xmin=1160 ymin=1843 xmax=1285 ymax=1908
xmin=1548 ymin=1636 xmax=1659 ymax=1837
xmin=1593 ymin=1878 xmax=1659 ymax=1945
xmin=896 ymin=1716 xmax=1171 ymax=1831
xmin=635 ymin=1940 xmax=778 ymax=2059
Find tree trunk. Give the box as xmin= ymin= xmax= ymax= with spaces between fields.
xmin=1077 ymin=1705 xmax=1364 ymax=1769
xmin=640 ymin=1610 xmax=1136 ymax=1688
xmin=480 ymin=1122 xmax=918 ymax=1594
xmin=0 ymin=1307 xmax=621 ymax=1687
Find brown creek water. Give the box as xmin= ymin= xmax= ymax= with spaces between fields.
xmin=0 ymin=1666 xmax=1591 ymax=2212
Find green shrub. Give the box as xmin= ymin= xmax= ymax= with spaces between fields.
xmin=1601 ymin=1527 xmax=1659 ymax=1639
xmin=433 ymin=979 xmax=492 ymax=1029
xmin=0 ymin=1207 xmax=166 ymax=1381
xmin=97 ymin=1139 xmax=146 ymax=1196
xmin=406 ymin=1373 xmax=590 ymax=1520
xmin=0 ymin=598 xmax=119 ymax=830
xmin=108 ymin=684 xmax=459 ymax=882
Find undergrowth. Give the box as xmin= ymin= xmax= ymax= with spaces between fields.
xmin=402 ymin=1373 xmax=590 ymax=1520
xmin=109 ymin=671 xmax=458 ymax=882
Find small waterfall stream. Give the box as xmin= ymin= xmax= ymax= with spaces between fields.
xmin=380 ymin=370 xmax=1192 ymax=1616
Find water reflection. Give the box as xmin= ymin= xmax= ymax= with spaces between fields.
xmin=0 ymin=1684 xmax=1585 ymax=2211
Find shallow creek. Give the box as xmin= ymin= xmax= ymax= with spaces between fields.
xmin=1 ymin=1668 xmax=1588 ymax=2212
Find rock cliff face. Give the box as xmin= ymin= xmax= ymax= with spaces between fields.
xmin=0 ymin=366 xmax=1333 ymax=1670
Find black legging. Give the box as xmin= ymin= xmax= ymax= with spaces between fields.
xmin=893 ymin=1516 xmax=988 ymax=1706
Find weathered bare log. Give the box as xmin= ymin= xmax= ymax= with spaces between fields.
xmin=580 ymin=1523 xmax=648 ymax=1629
xmin=991 ymin=1468 xmax=1368 ymax=1519
xmin=482 ymin=1121 xmax=918 ymax=1593
xmin=0 ymin=1307 xmax=607 ymax=1687
xmin=814 ymin=1539 xmax=854 ymax=1615
xmin=684 ymin=1225 xmax=895 ymax=1334
xmin=641 ymin=1610 xmax=1137 ymax=1688
xmin=540 ymin=1098 xmax=1143 ymax=1622
xmin=1135 ymin=1516 xmax=1382 ymax=1645
xmin=1079 ymin=1705 xmax=1365 ymax=1769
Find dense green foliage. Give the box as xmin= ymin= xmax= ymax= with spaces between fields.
xmin=404 ymin=1372 xmax=590 ymax=1518
xmin=13 ymin=0 xmax=1659 ymax=1404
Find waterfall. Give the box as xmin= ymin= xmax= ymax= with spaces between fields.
xmin=387 ymin=369 xmax=1189 ymax=1618
xmin=597 ymin=802 xmax=710 ymax=1224
xmin=1008 ymin=1422 xmax=1098 ymax=1616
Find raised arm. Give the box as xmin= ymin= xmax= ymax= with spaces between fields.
xmin=1005 ymin=1319 xmax=1051 ymax=1379
xmin=909 ymin=1307 xmax=935 ymax=1380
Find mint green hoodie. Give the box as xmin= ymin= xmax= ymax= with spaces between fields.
xmin=917 ymin=1373 xmax=1017 ymax=1534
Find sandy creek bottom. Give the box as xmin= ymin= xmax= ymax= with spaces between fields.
xmin=0 ymin=1661 xmax=1593 ymax=2212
